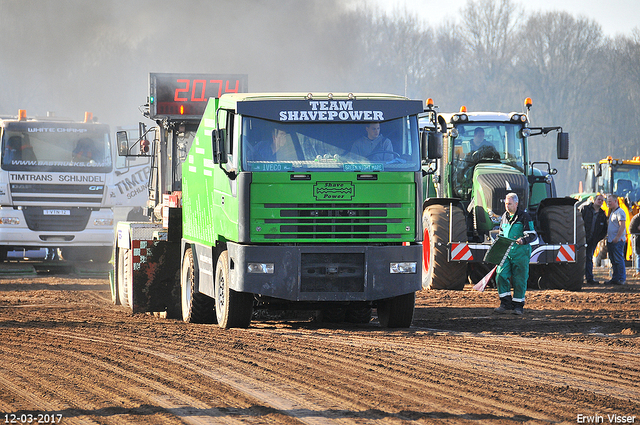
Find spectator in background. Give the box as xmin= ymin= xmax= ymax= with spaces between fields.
xmin=605 ymin=194 xmax=627 ymax=285
xmin=629 ymin=211 xmax=640 ymax=279
xmin=578 ymin=194 xmax=608 ymax=284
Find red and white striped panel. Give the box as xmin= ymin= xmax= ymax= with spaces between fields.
xmin=451 ymin=243 xmax=473 ymax=261
xmin=555 ymin=244 xmax=575 ymax=262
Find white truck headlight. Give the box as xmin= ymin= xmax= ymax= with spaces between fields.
xmin=247 ymin=263 xmax=274 ymax=274
xmin=390 ymin=262 xmax=417 ymax=274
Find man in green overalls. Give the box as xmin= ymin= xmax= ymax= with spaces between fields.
xmin=494 ymin=193 xmax=536 ymax=315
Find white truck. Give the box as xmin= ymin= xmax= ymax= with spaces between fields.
xmin=0 ymin=110 xmax=114 ymax=262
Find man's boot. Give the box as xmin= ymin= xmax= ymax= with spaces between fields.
xmin=512 ymin=301 xmax=524 ymax=315
xmin=494 ymin=295 xmax=513 ymax=314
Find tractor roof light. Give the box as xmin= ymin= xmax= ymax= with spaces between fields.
xmin=525 ymin=97 xmax=533 ymax=109
xmin=18 ymin=109 xmax=27 ymax=121
xmin=521 ymin=128 xmax=531 ymax=137
xmin=459 ymin=106 xmax=467 ymax=113
xmin=449 ymin=128 xmax=459 ymax=138
xmin=426 ymin=98 xmax=434 ymax=108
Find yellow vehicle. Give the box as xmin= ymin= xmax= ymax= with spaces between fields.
xmin=574 ymin=156 xmax=640 ymax=260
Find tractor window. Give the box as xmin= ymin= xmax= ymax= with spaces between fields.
xmin=450 ymin=122 xmax=525 ymax=201
xmin=612 ymin=164 xmax=640 ymax=204
xmin=240 ymin=116 xmax=420 ymax=172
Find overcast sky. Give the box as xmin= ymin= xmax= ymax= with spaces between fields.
xmin=360 ymin=0 xmax=639 ymax=37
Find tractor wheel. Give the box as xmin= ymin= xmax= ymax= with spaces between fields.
xmin=214 ymin=250 xmax=254 ymax=328
xmin=537 ymin=205 xmax=586 ymax=291
xmin=180 ymin=247 xmax=216 ymax=323
xmin=422 ymin=204 xmax=468 ymax=290
xmin=345 ymin=305 xmax=372 ymax=324
xmin=377 ymin=292 xmax=415 ymax=328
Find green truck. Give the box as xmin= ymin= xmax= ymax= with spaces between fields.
xmin=419 ymin=98 xmax=586 ymax=291
xmin=111 ymin=73 xmax=439 ymax=328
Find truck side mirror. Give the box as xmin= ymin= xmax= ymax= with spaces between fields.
xmin=557 ymin=132 xmax=569 ymax=160
xmin=116 ymin=131 xmax=129 ymax=156
xmin=422 ymin=131 xmax=443 ymax=160
xmin=212 ymin=129 xmax=227 ymax=164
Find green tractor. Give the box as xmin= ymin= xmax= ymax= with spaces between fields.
xmin=420 ymin=98 xmax=585 ymax=291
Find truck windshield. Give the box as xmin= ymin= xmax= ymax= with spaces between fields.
xmin=241 ymin=116 xmax=420 ymax=172
xmin=1 ymin=122 xmax=112 ymax=172
xmin=451 ymin=122 xmax=525 ymax=173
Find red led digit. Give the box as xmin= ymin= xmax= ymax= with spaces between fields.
xmin=210 ymin=80 xmax=223 ymax=97
xmin=226 ymin=80 xmax=240 ymax=93
xmin=191 ymin=79 xmax=207 ymax=101
xmin=175 ymin=79 xmax=190 ymax=101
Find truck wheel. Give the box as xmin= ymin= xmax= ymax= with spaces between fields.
xmin=118 ymin=248 xmax=133 ymax=310
xmin=214 ymin=250 xmax=253 ymax=328
xmin=422 ymin=204 xmax=467 ymax=290
xmin=112 ymin=247 xmax=124 ymax=305
xmin=180 ymin=247 xmax=216 ymax=324
xmin=377 ymin=292 xmax=415 ymax=328
xmin=537 ymin=205 xmax=586 ymax=291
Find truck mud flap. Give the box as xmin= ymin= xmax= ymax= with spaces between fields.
xmin=131 ymin=240 xmax=181 ymax=315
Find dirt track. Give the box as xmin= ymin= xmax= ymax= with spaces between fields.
xmin=0 ymin=266 xmax=638 ymax=424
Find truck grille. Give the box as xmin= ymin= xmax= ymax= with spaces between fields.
xmin=261 ymin=203 xmax=402 ymax=240
xmin=300 ymin=252 xmax=365 ymax=292
xmin=10 ymin=183 xmax=104 ymax=204
xmin=22 ymin=207 xmax=92 ymax=231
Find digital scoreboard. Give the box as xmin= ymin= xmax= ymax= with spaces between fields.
xmin=148 ymin=73 xmax=248 ymax=120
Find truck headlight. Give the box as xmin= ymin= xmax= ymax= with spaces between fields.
xmin=0 ymin=217 xmax=20 ymax=225
xmin=390 ymin=262 xmax=417 ymax=274
xmin=247 ymin=263 xmax=274 ymax=274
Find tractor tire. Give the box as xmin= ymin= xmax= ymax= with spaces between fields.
xmin=180 ymin=247 xmax=216 ymax=324
xmin=537 ymin=204 xmax=586 ymax=291
xmin=422 ymin=204 xmax=468 ymax=290
xmin=377 ymin=292 xmax=415 ymax=328
xmin=345 ymin=305 xmax=372 ymax=324
xmin=214 ymin=250 xmax=254 ymax=328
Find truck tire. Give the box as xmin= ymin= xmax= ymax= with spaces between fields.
xmin=118 ymin=248 xmax=133 ymax=309
xmin=422 ymin=204 xmax=467 ymax=290
xmin=537 ymin=205 xmax=586 ymax=291
xmin=377 ymin=292 xmax=415 ymax=328
xmin=181 ymin=247 xmax=216 ymax=323
xmin=112 ymin=247 xmax=124 ymax=305
xmin=214 ymin=250 xmax=254 ymax=328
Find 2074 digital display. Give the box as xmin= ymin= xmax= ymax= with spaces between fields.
xmin=149 ymin=73 xmax=248 ymax=119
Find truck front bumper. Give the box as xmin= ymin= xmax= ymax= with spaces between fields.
xmin=227 ymin=243 xmax=422 ymax=302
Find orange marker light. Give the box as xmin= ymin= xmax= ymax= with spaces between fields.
xmin=426 ymin=98 xmax=434 ymax=108
xmin=525 ymin=97 xmax=533 ymax=108
xmin=459 ymin=106 xmax=467 ymax=113
xmin=180 ymin=105 xmax=185 ymax=115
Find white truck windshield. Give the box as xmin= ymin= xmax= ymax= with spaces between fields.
xmin=2 ymin=122 xmax=112 ymax=172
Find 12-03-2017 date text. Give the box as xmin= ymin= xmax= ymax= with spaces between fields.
xmin=3 ymin=413 xmax=62 ymax=424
